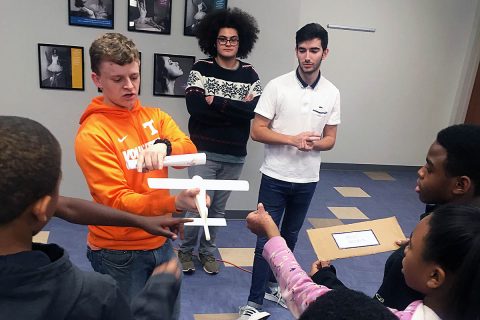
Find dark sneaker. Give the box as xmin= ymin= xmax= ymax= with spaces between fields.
xmin=199 ymin=253 xmax=220 ymax=274
xmin=178 ymin=251 xmax=195 ymax=273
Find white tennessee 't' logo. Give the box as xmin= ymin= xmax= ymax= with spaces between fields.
xmin=118 ymin=135 xmax=128 ymax=143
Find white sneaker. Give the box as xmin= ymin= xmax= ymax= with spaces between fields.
xmin=264 ymin=286 xmax=287 ymax=309
xmin=237 ymin=305 xmax=270 ymax=320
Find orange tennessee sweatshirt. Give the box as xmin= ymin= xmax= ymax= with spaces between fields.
xmin=75 ymin=97 xmax=197 ymax=250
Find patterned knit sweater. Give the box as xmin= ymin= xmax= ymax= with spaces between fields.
xmin=185 ymin=58 xmax=262 ymax=156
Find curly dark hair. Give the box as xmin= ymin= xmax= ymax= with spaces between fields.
xmin=195 ymin=7 xmax=259 ymax=59
xmin=0 ymin=116 xmax=61 ymax=225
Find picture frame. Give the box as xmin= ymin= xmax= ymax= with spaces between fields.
xmin=153 ymin=54 xmax=195 ymax=97
xmin=128 ymin=0 xmax=172 ymax=35
xmin=184 ymin=0 xmax=228 ymax=36
xmin=98 ymin=52 xmax=142 ymax=95
xmin=38 ymin=43 xmax=85 ymax=91
xmin=68 ymin=0 xmax=114 ymax=29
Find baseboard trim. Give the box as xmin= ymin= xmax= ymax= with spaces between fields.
xmin=225 ymin=210 xmax=250 ymax=220
xmin=321 ymin=162 xmax=419 ymax=172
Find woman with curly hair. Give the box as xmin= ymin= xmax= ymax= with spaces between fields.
xmin=178 ymin=7 xmax=262 ymax=278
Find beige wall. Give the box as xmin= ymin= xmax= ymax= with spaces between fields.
xmin=1 ymin=0 xmax=479 ymax=210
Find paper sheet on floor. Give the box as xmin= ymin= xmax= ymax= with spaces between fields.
xmin=307 ymin=216 xmax=406 ymax=260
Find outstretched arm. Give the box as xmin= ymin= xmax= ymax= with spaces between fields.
xmin=55 ymin=196 xmax=193 ymax=239
xmin=246 ymin=204 xmax=331 ymax=318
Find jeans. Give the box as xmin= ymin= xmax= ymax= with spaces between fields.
xmin=87 ymin=240 xmax=181 ymax=318
xmin=248 ymin=174 xmax=317 ymax=306
xmin=179 ymin=159 xmax=244 ymax=256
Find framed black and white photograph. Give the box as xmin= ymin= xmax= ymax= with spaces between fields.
xmin=38 ymin=44 xmax=84 ymax=91
xmin=68 ymin=0 xmax=114 ymax=29
xmin=184 ymin=0 xmax=228 ymax=36
xmin=128 ymin=0 xmax=172 ymax=34
xmin=154 ymin=54 xmax=195 ymax=97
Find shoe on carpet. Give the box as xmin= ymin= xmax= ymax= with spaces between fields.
xmin=199 ymin=253 xmax=220 ymax=274
xmin=237 ymin=305 xmax=270 ymax=320
xmin=264 ymin=286 xmax=287 ymax=309
xmin=178 ymin=250 xmax=195 ymax=273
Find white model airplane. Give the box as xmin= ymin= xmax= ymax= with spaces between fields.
xmin=148 ymin=174 xmax=249 ymax=241
xmin=133 ymin=152 xmax=206 ymax=170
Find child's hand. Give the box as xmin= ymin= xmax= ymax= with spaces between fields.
xmin=152 ymin=258 xmax=181 ymax=279
xmin=246 ymin=203 xmax=280 ymax=239
xmin=309 ymin=260 xmax=331 ymax=276
xmin=395 ymin=238 xmax=410 ymax=246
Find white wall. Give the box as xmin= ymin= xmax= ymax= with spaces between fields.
xmin=0 ymin=0 xmax=479 ymax=210
xmin=298 ymin=0 xmax=480 ymax=165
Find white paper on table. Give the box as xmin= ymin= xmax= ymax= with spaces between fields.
xmin=332 ymin=229 xmax=380 ymax=249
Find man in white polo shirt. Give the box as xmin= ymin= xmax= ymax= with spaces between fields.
xmin=237 ymin=23 xmax=340 ymax=319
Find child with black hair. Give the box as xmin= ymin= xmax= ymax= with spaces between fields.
xmin=373 ymin=124 xmax=480 ymax=309
xmin=247 ymin=203 xmax=480 ymax=319
xmin=179 ymin=7 xmax=262 ymax=275
xmin=310 ymin=124 xmax=480 ymax=310
xmin=0 ymin=116 xmax=184 ymax=320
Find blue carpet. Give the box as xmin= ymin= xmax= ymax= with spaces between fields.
xmin=47 ymin=168 xmax=423 ymax=319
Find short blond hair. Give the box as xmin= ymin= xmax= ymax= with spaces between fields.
xmin=89 ymin=33 xmax=140 ymax=74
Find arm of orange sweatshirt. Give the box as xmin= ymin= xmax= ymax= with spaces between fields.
xmin=75 ymin=130 xmax=177 ymax=216
xmin=156 ymin=111 xmax=197 ymax=168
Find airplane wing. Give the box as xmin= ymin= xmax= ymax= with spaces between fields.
xmin=148 ymin=178 xmax=249 ymax=191
xmin=184 ymin=218 xmax=227 ymax=226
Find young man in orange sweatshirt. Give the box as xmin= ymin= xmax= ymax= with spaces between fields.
xmin=75 ymin=33 xmax=198 ymax=304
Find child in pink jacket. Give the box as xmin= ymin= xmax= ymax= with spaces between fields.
xmin=247 ymin=203 xmax=480 ymax=319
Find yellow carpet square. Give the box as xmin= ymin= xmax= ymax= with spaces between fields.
xmin=328 ymin=207 xmax=369 ymax=220
xmin=334 ymin=187 xmax=371 ymax=197
xmin=33 ymin=231 xmax=50 ymax=244
xmin=364 ymin=171 xmax=395 ymax=181
xmin=308 ymin=218 xmax=344 ymax=228
xmin=194 ymin=314 xmax=238 ymax=320
xmin=218 ymin=248 xmax=254 ymax=267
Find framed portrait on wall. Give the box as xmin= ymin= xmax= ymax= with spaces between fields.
xmin=38 ymin=43 xmax=84 ymax=91
xmin=184 ymin=0 xmax=227 ymax=36
xmin=68 ymin=0 xmax=114 ymax=29
xmin=128 ymin=0 xmax=172 ymax=34
xmin=153 ymin=54 xmax=195 ymax=97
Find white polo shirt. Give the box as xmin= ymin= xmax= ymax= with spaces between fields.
xmin=254 ymin=70 xmax=341 ymax=183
